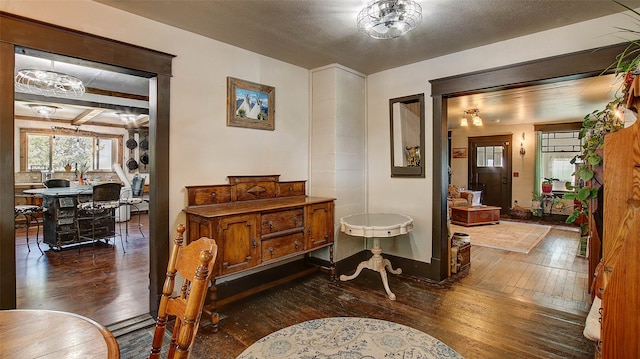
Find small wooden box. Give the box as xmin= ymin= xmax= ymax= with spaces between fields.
xmin=451 ymin=206 xmax=500 ymax=226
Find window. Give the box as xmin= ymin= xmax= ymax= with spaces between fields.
xmin=476 ymin=145 xmax=503 ymax=167
xmin=540 ymin=130 xmax=581 ymax=191
xmin=21 ymin=128 xmax=122 ymax=172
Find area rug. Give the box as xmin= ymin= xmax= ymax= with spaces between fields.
xmin=236 ymin=317 xmax=463 ymax=359
xmin=450 ymin=220 xmax=551 ymax=254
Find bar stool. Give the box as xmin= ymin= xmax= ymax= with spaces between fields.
xmin=14 ymin=201 xmax=45 ymax=254
xmin=76 ymin=183 xmax=124 ymax=252
xmin=44 ymin=179 xmax=70 ymax=188
xmin=119 ymin=187 xmax=145 ymax=240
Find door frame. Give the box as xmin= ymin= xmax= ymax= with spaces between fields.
xmin=0 ymin=11 xmax=173 ymax=315
xmin=468 ymin=134 xmax=513 ymax=213
xmin=428 ymin=42 xmax=628 ymax=281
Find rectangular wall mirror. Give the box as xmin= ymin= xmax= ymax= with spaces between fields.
xmin=390 ymin=93 xmax=425 ymax=177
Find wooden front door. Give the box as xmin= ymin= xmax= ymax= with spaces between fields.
xmin=468 ymin=135 xmax=512 ymax=214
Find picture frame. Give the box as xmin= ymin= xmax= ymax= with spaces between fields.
xmin=227 ymin=77 xmax=275 ymax=131
xmin=452 ymin=147 xmax=467 ymax=158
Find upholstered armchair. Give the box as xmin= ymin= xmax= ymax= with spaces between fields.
xmin=447 ymin=184 xmax=473 ymax=208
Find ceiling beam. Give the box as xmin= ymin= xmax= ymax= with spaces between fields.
xmin=72 ymin=108 xmax=104 ymax=125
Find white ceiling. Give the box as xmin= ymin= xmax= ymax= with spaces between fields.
xmin=14 ymin=1 xmax=638 ymax=128
xmin=447 ymin=74 xmax=621 ymax=129
xmin=14 ymin=52 xmax=150 ymax=128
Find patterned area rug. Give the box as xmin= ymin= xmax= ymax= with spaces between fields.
xmin=451 ymin=220 xmax=551 ymax=254
xmin=236 ymin=317 xmax=463 ymax=359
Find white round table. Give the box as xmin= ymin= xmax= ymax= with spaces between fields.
xmin=339 ymin=213 xmax=413 ymax=300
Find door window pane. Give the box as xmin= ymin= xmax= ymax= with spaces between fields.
xmin=476 ymin=145 xmax=503 ymax=167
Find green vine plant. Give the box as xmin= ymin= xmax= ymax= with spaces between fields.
xmin=564 ymin=98 xmax=626 ymax=223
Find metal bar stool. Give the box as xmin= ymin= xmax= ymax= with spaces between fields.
xmin=14 ymin=201 xmax=45 ymax=254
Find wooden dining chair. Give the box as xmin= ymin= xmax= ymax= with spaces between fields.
xmin=149 ymin=224 xmax=217 ymax=359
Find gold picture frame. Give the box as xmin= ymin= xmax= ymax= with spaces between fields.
xmin=452 ymin=148 xmax=467 ymax=158
xmin=227 ymin=77 xmax=275 ymax=131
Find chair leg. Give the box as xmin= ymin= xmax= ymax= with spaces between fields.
xmin=132 ymin=204 xmax=145 ymax=238
xmin=19 ymin=214 xmax=31 ymax=252
xmin=31 ymin=214 xmax=43 ymax=255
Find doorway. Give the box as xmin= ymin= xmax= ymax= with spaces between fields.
xmin=13 ymin=49 xmax=152 ymax=324
xmin=429 ymin=42 xmax=627 ymax=281
xmin=468 ymin=135 xmax=512 ymax=214
xmin=1 ymin=12 xmax=173 ymax=322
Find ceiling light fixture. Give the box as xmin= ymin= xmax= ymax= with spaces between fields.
xmin=462 ymin=108 xmax=483 ymax=127
xmin=15 ymin=69 xmax=85 ymax=98
xmin=28 ymin=104 xmax=59 ymax=117
xmin=118 ymin=113 xmax=139 ymax=123
xmin=357 ymin=0 xmax=423 ymax=40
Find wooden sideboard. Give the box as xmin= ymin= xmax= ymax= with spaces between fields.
xmin=183 ymin=175 xmax=335 ymax=330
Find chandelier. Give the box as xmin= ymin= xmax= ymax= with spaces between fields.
xmin=29 ymin=104 xmax=59 ymax=117
xmin=15 ymin=69 xmax=85 ymax=98
xmin=460 ymin=109 xmax=483 ymax=127
xmin=357 ymin=0 xmax=423 ymax=39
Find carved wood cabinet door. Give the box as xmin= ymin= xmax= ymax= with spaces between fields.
xmin=305 ymin=202 xmax=334 ymax=250
xmin=218 ymin=214 xmax=260 ymax=275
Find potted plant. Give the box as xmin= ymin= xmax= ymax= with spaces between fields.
xmin=541 ymin=177 xmax=557 ymax=193
xmin=531 ymin=192 xmax=542 ymax=217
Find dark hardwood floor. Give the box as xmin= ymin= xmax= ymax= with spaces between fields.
xmin=15 ymin=218 xmax=593 ymax=358
xmin=181 ymin=224 xmax=593 ymax=359
xmin=15 ymin=214 xmax=150 ymax=325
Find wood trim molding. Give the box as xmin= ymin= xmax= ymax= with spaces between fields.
xmin=534 ymin=122 xmax=583 ymax=132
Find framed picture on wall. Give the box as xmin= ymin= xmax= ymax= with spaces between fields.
xmin=227 ymin=77 xmax=275 ymax=131
xmin=452 ymin=147 xmax=467 ymax=158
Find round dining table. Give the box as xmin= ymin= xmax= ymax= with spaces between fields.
xmin=0 ymin=309 xmax=120 ymax=358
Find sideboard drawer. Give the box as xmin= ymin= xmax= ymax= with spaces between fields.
xmin=261 ymin=232 xmax=304 ymax=261
xmin=276 ymin=181 xmax=305 ymax=197
xmin=187 ymin=185 xmax=232 ymax=205
xmin=261 ymin=208 xmax=303 ymax=234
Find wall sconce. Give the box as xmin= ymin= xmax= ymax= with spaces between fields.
xmin=519 ymin=132 xmax=526 ymax=157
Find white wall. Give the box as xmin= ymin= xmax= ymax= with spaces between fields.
xmin=2 ymin=0 xmax=311 ymax=233
xmin=310 ymin=65 xmax=366 ymax=261
xmin=366 ymin=11 xmax=639 ymax=263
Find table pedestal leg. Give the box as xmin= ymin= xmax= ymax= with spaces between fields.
xmin=339 ymin=238 xmax=402 ymax=300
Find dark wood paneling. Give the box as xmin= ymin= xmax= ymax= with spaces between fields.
xmin=0 ymin=12 xmax=173 ymax=318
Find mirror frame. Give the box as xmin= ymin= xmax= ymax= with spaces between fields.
xmin=389 ymin=93 xmax=425 ymax=178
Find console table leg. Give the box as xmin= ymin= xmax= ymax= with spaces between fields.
xmin=339 ymin=238 xmax=401 ymax=300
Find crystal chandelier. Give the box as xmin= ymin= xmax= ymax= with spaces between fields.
xmin=15 ymin=69 xmax=85 ymax=98
xmin=357 ymin=0 xmax=423 ymax=39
